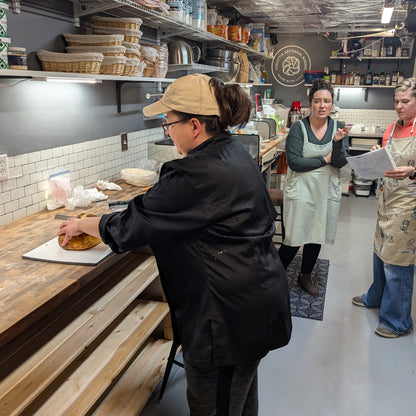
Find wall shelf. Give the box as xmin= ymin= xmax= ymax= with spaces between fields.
xmin=330 ymin=56 xmax=410 ymax=60
xmin=0 ymin=69 xmax=176 ymax=83
xmin=67 ymin=0 xmax=271 ymax=60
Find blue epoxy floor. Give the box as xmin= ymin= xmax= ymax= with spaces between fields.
xmin=141 ymin=193 xmax=416 ymax=416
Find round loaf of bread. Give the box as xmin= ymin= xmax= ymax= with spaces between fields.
xmin=58 ymin=213 xmax=102 ymax=250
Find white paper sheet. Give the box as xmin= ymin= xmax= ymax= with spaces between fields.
xmin=346 ymin=148 xmax=396 ymax=180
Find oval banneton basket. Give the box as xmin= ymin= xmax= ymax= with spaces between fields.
xmin=93 ymin=26 xmax=143 ymax=44
xmin=100 ymin=55 xmax=127 ymax=76
xmin=123 ymin=58 xmax=140 ymax=77
xmin=63 ymin=33 xmax=124 ymax=47
xmin=66 ymin=45 xmax=126 ymax=57
xmin=36 ymin=50 xmax=104 ymax=74
xmin=92 ymin=15 xmax=143 ymax=31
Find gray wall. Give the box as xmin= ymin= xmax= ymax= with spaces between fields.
xmin=266 ymin=34 xmax=415 ymax=110
xmin=2 ymin=7 xmax=414 ymax=157
xmin=1 ymin=6 xmax=160 ymax=157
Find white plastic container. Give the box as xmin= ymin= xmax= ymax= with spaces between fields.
xmin=0 ymin=0 xmax=8 ymax=37
xmin=121 ymin=168 xmax=158 ymax=187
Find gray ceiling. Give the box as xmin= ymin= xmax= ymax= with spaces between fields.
xmin=206 ymin=0 xmax=415 ymax=34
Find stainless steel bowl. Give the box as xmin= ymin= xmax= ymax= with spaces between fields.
xmin=206 ymin=49 xmax=239 ymax=61
xmin=202 ymin=58 xmax=240 ymax=82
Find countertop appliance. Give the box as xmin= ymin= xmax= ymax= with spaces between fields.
xmin=287 ymin=101 xmax=303 ymax=128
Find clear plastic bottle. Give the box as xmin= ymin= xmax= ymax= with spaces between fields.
xmin=365 ymin=69 xmax=372 ymax=85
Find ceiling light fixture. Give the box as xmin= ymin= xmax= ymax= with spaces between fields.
xmin=381 ymin=6 xmax=394 ymax=24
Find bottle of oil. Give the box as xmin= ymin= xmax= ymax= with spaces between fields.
xmin=365 ymin=69 xmax=372 ymax=85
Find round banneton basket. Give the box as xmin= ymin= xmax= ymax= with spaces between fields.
xmin=92 ymin=16 xmax=143 ymax=31
xmin=99 ymin=55 xmax=127 ymax=76
xmin=123 ymin=41 xmax=141 ymax=59
xmin=36 ymin=50 xmax=104 ymax=74
xmin=63 ymin=33 xmax=124 ymax=46
xmin=66 ymin=45 xmax=126 ymax=57
xmin=121 ymin=168 xmax=158 ymax=187
xmin=93 ymin=26 xmax=143 ymax=44
xmin=123 ymin=58 xmax=140 ymax=77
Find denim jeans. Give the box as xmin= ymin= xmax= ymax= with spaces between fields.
xmin=362 ymin=253 xmax=414 ymax=334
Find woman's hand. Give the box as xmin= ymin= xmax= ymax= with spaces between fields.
xmin=57 ymin=218 xmax=83 ymax=247
xmin=384 ymin=166 xmax=416 ymax=180
xmin=57 ymin=216 xmax=101 ymax=247
xmin=323 ymin=149 xmax=332 ymax=164
xmin=371 ymin=144 xmax=381 ymax=151
xmin=333 ymin=126 xmax=349 ymax=142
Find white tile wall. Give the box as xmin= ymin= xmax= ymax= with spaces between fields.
xmin=339 ymin=109 xmax=397 ymax=129
xmin=0 ymin=127 xmax=167 ymax=227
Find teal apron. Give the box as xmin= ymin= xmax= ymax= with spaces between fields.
xmin=283 ymin=120 xmax=341 ymax=246
xmin=374 ymin=122 xmax=416 ymax=266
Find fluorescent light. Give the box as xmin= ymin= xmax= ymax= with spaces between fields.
xmin=381 ymin=6 xmax=394 ymax=24
xmin=45 ymin=76 xmax=101 ymax=84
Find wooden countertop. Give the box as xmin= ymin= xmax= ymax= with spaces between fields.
xmin=259 ymin=135 xmax=286 ymax=158
xmin=0 ymin=182 xmax=145 ymax=348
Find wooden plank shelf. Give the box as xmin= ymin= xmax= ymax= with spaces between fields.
xmin=91 ymin=337 xmax=173 ymax=415
xmin=30 ymin=300 xmax=169 ymax=416
xmin=0 ymin=255 xmax=168 ymax=416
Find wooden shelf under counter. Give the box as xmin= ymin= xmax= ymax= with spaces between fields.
xmin=0 ymin=182 xmax=173 ymax=416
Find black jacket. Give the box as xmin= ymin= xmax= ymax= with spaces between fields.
xmin=99 ymin=132 xmax=292 ymax=369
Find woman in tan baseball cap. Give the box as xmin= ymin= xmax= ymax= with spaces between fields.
xmin=58 ymin=73 xmax=291 ymax=416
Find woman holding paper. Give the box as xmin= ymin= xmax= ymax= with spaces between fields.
xmin=278 ymin=79 xmax=349 ymax=297
xmin=352 ymin=78 xmax=416 ymax=338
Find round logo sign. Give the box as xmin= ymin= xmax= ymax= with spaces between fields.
xmin=272 ymin=45 xmax=311 ymax=87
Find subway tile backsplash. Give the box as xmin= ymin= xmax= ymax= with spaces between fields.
xmin=0 ymin=108 xmax=400 ymax=227
xmin=339 ymin=109 xmax=397 ymax=129
xmin=0 ymin=127 xmax=173 ymax=227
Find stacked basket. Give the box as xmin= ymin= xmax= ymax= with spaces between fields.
xmin=37 ymin=33 xmax=127 ymax=74
xmin=92 ymin=16 xmax=143 ymax=76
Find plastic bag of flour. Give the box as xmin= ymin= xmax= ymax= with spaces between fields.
xmin=46 ymin=170 xmax=71 ymax=210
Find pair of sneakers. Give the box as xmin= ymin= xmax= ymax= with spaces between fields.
xmin=351 ymin=296 xmax=412 ymax=338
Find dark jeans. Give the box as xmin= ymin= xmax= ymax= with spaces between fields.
xmin=278 ymin=243 xmax=321 ymax=274
xmin=184 ymin=359 xmax=260 ymax=416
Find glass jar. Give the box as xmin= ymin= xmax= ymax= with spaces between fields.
xmin=7 ymin=46 xmax=27 ymax=70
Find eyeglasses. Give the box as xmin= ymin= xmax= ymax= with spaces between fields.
xmin=160 ymin=118 xmax=189 ymax=133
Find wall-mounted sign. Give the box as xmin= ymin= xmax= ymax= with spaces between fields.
xmin=272 ymin=45 xmax=311 ymax=87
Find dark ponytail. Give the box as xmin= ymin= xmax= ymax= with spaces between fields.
xmin=174 ymin=76 xmax=252 ymax=135
xmin=209 ymin=77 xmax=252 ymax=131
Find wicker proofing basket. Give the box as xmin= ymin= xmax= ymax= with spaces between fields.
xmin=100 ymin=55 xmax=127 ymax=75
xmin=123 ymin=58 xmax=140 ymax=77
xmin=66 ymin=45 xmax=126 ymax=56
xmin=92 ymin=16 xmax=143 ymax=30
xmin=63 ymin=33 xmax=124 ymax=46
xmin=93 ymin=27 xmax=143 ymax=44
xmin=36 ymin=49 xmax=104 ymax=74
xmin=123 ymin=41 xmax=141 ymax=59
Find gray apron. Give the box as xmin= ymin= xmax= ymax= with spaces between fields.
xmin=283 ymin=120 xmax=341 ymax=246
xmin=374 ymin=122 xmax=416 ymax=266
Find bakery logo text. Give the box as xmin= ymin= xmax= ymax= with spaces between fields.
xmin=272 ymin=45 xmax=311 ymax=87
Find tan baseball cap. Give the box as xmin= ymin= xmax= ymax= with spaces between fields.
xmin=143 ymin=73 xmax=220 ymax=117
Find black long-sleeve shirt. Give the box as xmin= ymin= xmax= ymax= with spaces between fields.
xmin=99 ymin=132 xmax=292 ymax=369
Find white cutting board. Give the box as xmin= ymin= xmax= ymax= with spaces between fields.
xmin=22 ymin=237 xmax=113 ymax=266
